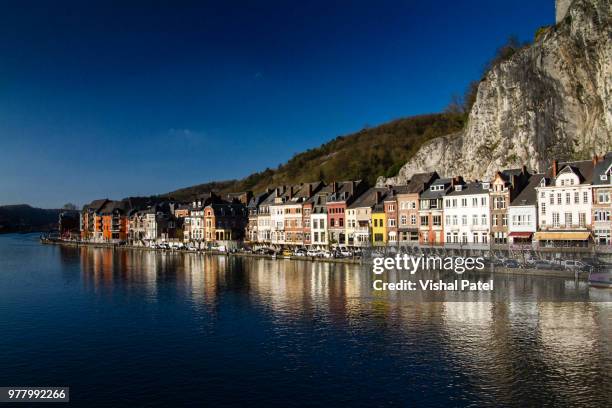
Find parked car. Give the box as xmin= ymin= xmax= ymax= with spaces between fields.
xmin=338 ymin=248 xmax=352 ymax=257
xmin=293 ymin=248 xmax=307 ymax=257
xmin=563 ymin=260 xmax=592 ymax=272
xmin=306 ymin=249 xmax=321 ymax=257
xmin=503 ymin=259 xmax=521 ymax=269
xmin=533 ymin=260 xmax=552 ymax=270
xmin=320 ymin=250 xmax=333 ymax=258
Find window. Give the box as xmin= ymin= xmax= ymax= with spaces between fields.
xmin=481 ymin=197 xmax=487 ymax=206
xmin=495 ymin=197 xmax=505 ymax=209
xmin=473 ymin=232 xmax=479 ymax=243
xmin=420 ymin=216 xmax=429 ymax=226
xmin=461 ymin=233 xmax=468 ymax=244
xmin=549 ymin=194 xmax=554 ymax=204
xmin=481 ymin=233 xmax=488 ymax=244
xmin=566 ymin=193 xmax=571 ymax=204
xmin=583 ymin=191 xmax=589 ymax=203
xmin=445 ymin=215 xmax=451 ymax=225
xmin=481 ymin=214 xmax=487 ymax=225
xmin=574 ymin=192 xmax=579 ymax=204
xmin=411 ymin=215 xmax=416 ymax=225
xmin=452 ymin=199 xmax=457 ymax=208
xmin=472 ymin=215 xmax=478 ymax=225
xmin=541 ymin=202 xmax=546 ymax=215
xmin=552 ymin=212 xmax=559 ymax=227
xmin=461 ymin=198 xmax=468 ymax=207
xmin=472 ymin=198 xmax=478 ymax=206
xmin=330 ymin=219 xmax=335 ymax=227
xmin=432 ymin=215 xmax=442 ymax=226
xmin=598 ymin=192 xmax=611 ymax=204
xmin=400 ymin=215 xmax=407 ymax=225
xmin=594 ymin=211 xmax=610 ymax=222
xmin=502 ymin=214 xmax=507 ymax=226
xmin=339 ymin=218 xmax=344 ymax=227
xmin=388 ymin=218 xmax=395 ymax=227
xmin=565 ymin=212 xmax=572 ymax=227
xmin=446 ymin=232 xmax=451 ymax=242
xmin=579 ymin=212 xmax=586 ymax=227
xmin=557 ymin=193 xmax=562 ymax=204
xmin=461 ymin=215 xmax=467 ymax=226
xmin=452 ymin=215 xmax=458 ymax=225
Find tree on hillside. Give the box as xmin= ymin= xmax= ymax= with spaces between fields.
xmin=62 ymin=203 xmax=77 ymax=210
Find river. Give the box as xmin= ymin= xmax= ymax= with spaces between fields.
xmin=0 ymin=234 xmax=610 ymax=407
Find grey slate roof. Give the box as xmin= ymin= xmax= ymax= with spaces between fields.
xmin=446 ymin=181 xmax=489 ymax=197
xmin=419 ymin=178 xmax=452 ymax=199
xmin=83 ymin=199 xmax=109 ymax=212
xmin=327 ymin=181 xmax=364 ymax=203
xmin=348 ymin=187 xmax=388 ymax=209
xmin=510 ymin=174 xmax=544 ymax=206
xmin=592 ymin=153 xmax=612 ymax=186
xmin=394 ymin=172 xmax=438 ymax=194
xmin=546 ymin=159 xmax=595 ymax=184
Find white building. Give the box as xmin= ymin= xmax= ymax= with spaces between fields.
xmin=443 ymin=181 xmax=490 ymax=250
xmin=508 ymin=174 xmax=544 ymax=247
xmin=592 ymin=154 xmax=612 ymax=246
xmin=535 ymin=160 xmax=593 ymax=248
xmin=309 ymin=194 xmax=329 ymax=248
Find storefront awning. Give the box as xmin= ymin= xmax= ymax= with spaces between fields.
xmin=534 ymin=231 xmax=591 ymax=241
xmin=508 ymin=232 xmax=533 ymax=238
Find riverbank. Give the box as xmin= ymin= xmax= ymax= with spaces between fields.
xmin=41 ymin=238 xmax=592 ymax=279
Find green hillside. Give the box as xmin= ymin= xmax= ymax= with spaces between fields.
xmin=0 ymin=205 xmax=60 ymax=234
xmin=164 ymin=112 xmax=465 ymax=201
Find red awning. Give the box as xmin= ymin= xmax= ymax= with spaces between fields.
xmin=508 ymin=232 xmax=533 ymax=238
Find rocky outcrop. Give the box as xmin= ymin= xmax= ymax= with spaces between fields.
xmin=380 ymin=0 xmax=611 ymax=186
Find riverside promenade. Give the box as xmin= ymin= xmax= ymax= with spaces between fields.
xmin=40 ymin=238 xmax=594 ymax=280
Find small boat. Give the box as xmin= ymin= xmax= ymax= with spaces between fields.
xmin=588 ymin=271 xmax=612 ymax=288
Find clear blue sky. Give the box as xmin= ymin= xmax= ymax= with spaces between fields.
xmin=0 ymin=0 xmax=554 ymax=208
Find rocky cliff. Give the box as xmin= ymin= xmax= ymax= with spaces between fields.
xmin=381 ymin=0 xmax=611 ymax=185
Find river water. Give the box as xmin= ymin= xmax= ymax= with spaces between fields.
xmin=0 ymin=234 xmax=610 ymax=407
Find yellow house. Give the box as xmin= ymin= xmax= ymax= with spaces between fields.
xmin=371 ymin=208 xmax=387 ymax=246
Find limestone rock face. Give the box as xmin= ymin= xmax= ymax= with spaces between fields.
xmin=381 ymin=0 xmax=611 ymax=186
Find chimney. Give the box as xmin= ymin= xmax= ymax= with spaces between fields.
xmin=552 ymin=160 xmax=558 ymax=177
xmin=521 ymin=165 xmax=527 ymax=175
xmin=332 ymin=182 xmax=337 ymax=193
xmin=276 ymin=187 xmax=282 ymax=197
xmin=511 ymin=174 xmax=517 ymax=190
xmin=308 ymin=184 xmax=313 ymax=197
xmin=375 ymin=191 xmax=382 ymax=204
xmin=592 ymin=154 xmax=602 ymax=167
xmin=289 ymin=186 xmax=294 ymax=199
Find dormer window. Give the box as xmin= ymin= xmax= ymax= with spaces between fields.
xmin=482 ymin=182 xmax=490 ymax=190
xmin=601 ymin=175 xmax=608 ymax=181
xmin=455 ymin=185 xmax=463 ymax=191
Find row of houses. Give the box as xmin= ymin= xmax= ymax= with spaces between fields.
xmin=78 ymin=153 xmax=612 ymax=252
xmin=79 ymin=193 xmax=249 ymax=247
xmin=244 ymin=154 xmax=611 ymax=251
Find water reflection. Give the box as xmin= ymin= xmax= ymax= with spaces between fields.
xmin=61 ymin=246 xmax=612 ymax=406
